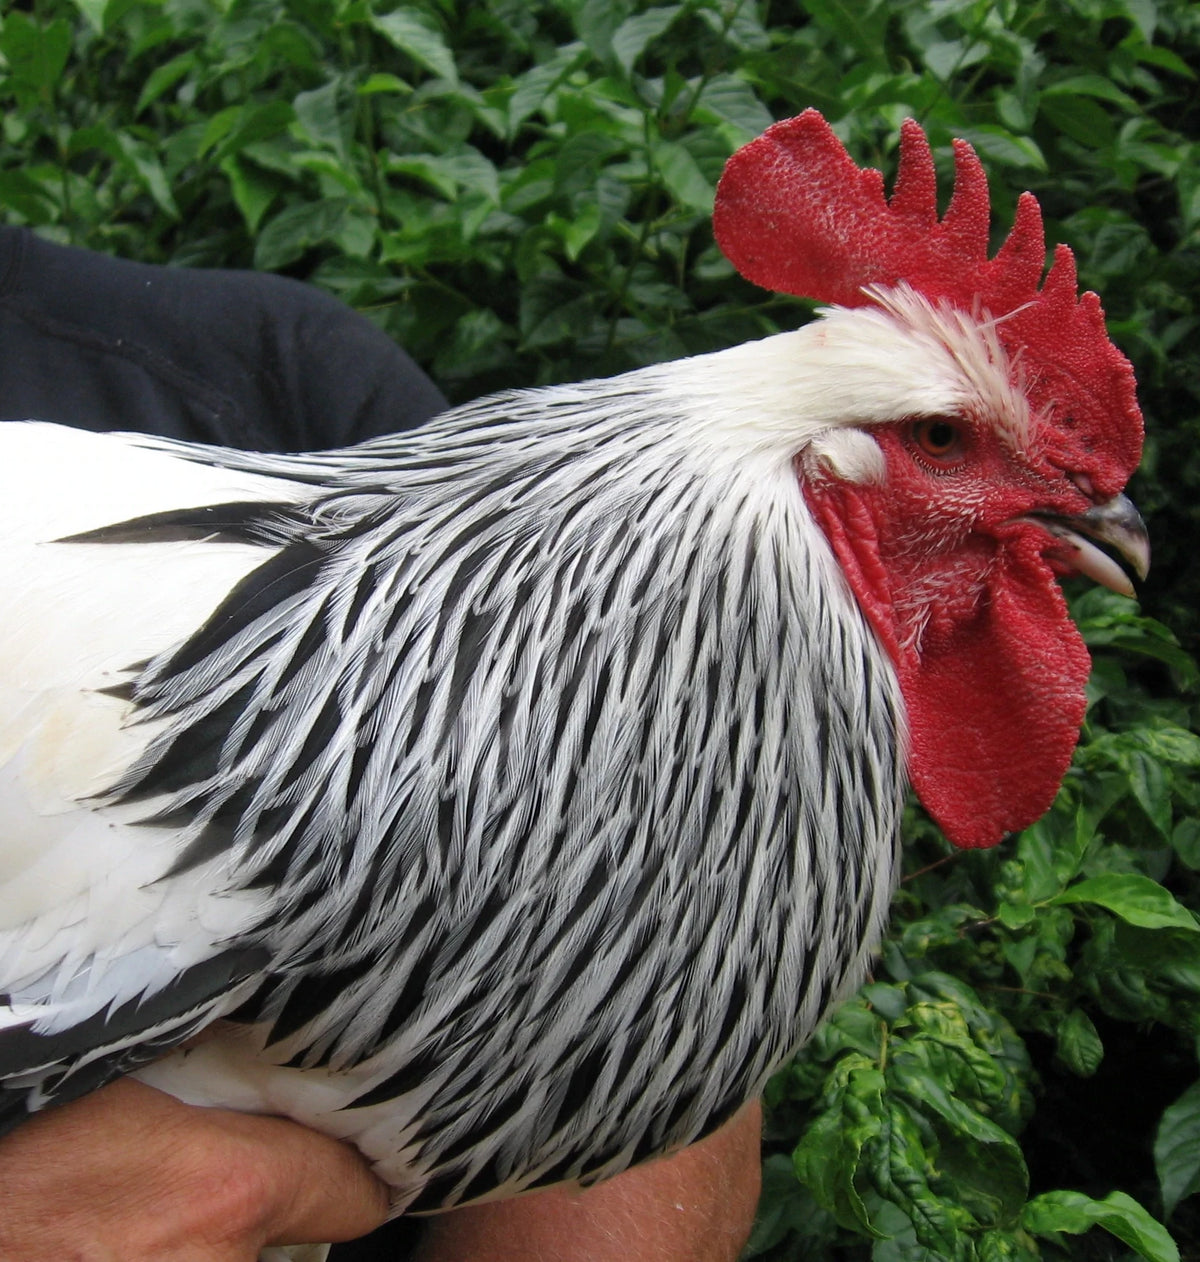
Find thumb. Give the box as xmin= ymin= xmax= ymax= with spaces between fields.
xmin=241 ymin=1110 xmax=391 ymax=1247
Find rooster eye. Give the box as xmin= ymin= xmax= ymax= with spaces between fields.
xmin=910 ymin=418 xmax=965 ymax=464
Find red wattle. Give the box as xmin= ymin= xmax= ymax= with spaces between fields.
xmin=900 ymin=562 xmax=1090 ymax=849
xmin=807 ymin=482 xmax=1092 ymax=850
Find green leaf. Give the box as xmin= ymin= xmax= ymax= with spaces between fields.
xmin=69 ymin=0 xmax=109 ymax=33
xmin=1052 ymin=875 xmax=1199 ymax=932
xmin=870 ymin=1101 xmax=965 ymax=1253
xmin=432 ymin=308 xmax=514 ymax=383
xmin=1121 ymin=0 xmax=1159 ymax=43
xmin=517 ymin=275 xmax=597 ymax=350
xmin=0 ymin=168 xmax=58 ymax=222
xmin=692 ymin=74 xmax=775 ymax=146
xmin=199 ymin=101 xmax=296 ymax=162
xmin=1174 ymin=818 xmax=1200 ymax=871
xmin=357 ymin=72 xmax=411 ymax=96
xmin=114 ymin=132 xmax=178 ymax=218
xmin=253 ymin=198 xmax=375 ymax=270
xmin=506 ymin=45 xmax=586 ymax=135
xmin=804 ymin=0 xmax=889 ymax=63
xmin=1133 ymin=43 xmax=1197 ymax=79
xmin=551 ymin=130 xmax=624 ymax=198
xmin=891 ymin=1057 xmax=1028 ymax=1224
xmin=1156 ymin=1080 xmax=1200 ymax=1217
xmin=371 ymin=9 xmax=458 ymax=84
xmin=387 ymin=149 xmax=499 ymax=204
xmin=1119 ymin=747 xmax=1172 ymax=838
xmin=793 ymin=1059 xmax=888 ymax=1237
xmin=1128 ymin=727 xmax=1200 ymax=767
xmin=859 ymin=982 xmax=907 ymax=1022
xmin=958 ymin=125 xmax=1047 ymax=171
xmin=654 ymin=140 xmax=714 ymax=213
xmin=1055 ymin=1009 xmax=1104 ymax=1077
xmin=1017 ymin=816 xmax=1077 ymax=901
xmin=291 ymin=151 xmax=367 ymax=198
xmin=388 ymin=155 xmax=457 ymax=201
xmin=293 ymin=80 xmax=348 ymax=162
xmin=977 ymin=1226 xmax=1043 ymax=1262
xmin=1043 ymin=73 xmax=1140 ymax=110
xmin=1041 ymin=94 xmax=1116 ymax=148
xmin=611 ymin=6 xmax=681 ymax=77
xmin=135 ymin=52 xmax=198 ymax=117
xmin=569 ymin=0 xmax=631 ymax=62
xmin=697 ymin=3 xmax=771 ymax=53
xmin=0 ymin=13 xmax=72 ymax=98
xmin=743 ymin=1154 xmax=828 ymax=1256
xmin=997 ymin=901 xmax=1036 ymax=929
xmin=220 ymin=155 xmax=277 ymax=233
xmin=547 ymin=201 xmax=603 ymax=261
xmin=66 ymin=125 xmax=179 ymax=218
xmin=923 ymin=37 xmax=989 ymax=82
xmin=1022 ymin=1190 xmax=1179 ymax=1262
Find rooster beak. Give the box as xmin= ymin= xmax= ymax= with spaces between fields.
xmin=1034 ymin=494 xmax=1150 ymax=597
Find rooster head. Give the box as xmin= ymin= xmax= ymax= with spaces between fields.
xmin=713 ymin=111 xmax=1147 ymax=850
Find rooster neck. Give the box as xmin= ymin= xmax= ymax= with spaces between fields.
xmin=99 ymin=377 xmax=905 ymax=1204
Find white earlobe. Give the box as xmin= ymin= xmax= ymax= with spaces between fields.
xmin=802 ymin=429 xmax=886 ymax=485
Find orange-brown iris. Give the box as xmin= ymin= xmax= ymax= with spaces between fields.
xmin=911 ymin=418 xmax=965 ymax=463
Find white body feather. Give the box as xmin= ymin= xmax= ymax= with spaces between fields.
xmin=0 ymin=425 xmax=307 ymax=1042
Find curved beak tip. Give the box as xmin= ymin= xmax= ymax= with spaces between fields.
xmin=1082 ymin=493 xmax=1151 ymax=583
xmin=1031 ymin=493 xmax=1150 ymax=597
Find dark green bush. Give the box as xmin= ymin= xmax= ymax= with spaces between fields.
xmin=2 ymin=2 xmax=1199 ymax=1258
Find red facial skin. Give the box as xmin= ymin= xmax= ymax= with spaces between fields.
xmin=804 ymin=416 xmax=1097 ymax=850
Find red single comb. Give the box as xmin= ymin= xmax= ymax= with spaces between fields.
xmin=713 ymin=110 xmax=1142 ymax=495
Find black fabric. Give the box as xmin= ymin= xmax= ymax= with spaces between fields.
xmin=0 ymin=226 xmax=445 ymax=1259
xmin=0 ymin=227 xmax=448 ymax=449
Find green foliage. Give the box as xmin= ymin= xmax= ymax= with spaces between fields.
xmin=776 ymin=973 xmax=1034 ymax=1253
xmin=1156 ymin=1080 xmax=1200 ymax=1220
xmin=2 ymin=1 xmax=1200 ymax=1259
xmin=1022 ymin=1191 xmax=1179 ymax=1262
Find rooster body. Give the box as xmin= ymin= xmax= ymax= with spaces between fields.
xmin=1 ymin=326 xmax=906 ymax=1206
xmin=0 ymin=114 xmax=1147 ymax=1213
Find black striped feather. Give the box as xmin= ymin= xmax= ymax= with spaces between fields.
xmin=2 ymin=374 xmax=905 ymax=1210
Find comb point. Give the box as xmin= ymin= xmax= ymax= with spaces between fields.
xmin=987 ymin=192 xmax=1047 ymax=304
xmin=1042 ymin=243 xmax=1079 ymax=304
xmin=891 ymin=119 xmax=938 ymax=225
xmin=942 ymin=138 xmax=991 ymax=261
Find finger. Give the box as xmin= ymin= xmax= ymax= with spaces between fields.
xmin=0 ymin=1078 xmax=389 ymax=1259
xmin=239 ymin=1111 xmax=390 ymax=1246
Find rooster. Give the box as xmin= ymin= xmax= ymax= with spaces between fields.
xmin=0 ymin=112 xmax=1147 ymax=1217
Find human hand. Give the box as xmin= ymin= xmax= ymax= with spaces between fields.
xmin=0 ymin=1077 xmax=389 ymax=1262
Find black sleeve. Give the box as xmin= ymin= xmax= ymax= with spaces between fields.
xmin=0 ymin=227 xmax=449 ymax=454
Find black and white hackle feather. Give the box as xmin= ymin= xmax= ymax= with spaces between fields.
xmin=0 ymin=325 xmax=921 ymax=1209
